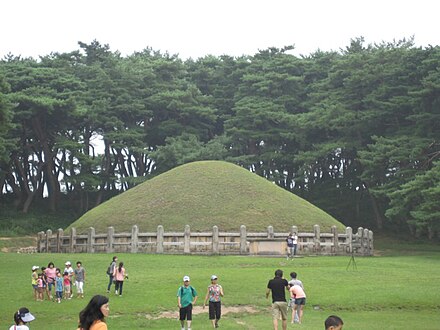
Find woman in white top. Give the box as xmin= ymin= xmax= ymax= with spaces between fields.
xmin=9 ymin=307 xmax=35 ymax=330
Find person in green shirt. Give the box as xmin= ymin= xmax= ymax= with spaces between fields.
xmin=177 ymin=275 xmax=198 ymax=330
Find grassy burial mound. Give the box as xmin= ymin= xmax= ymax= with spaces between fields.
xmin=68 ymin=161 xmax=344 ymax=234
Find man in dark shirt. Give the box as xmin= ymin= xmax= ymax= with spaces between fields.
xmin=266 ymin=269 xmax=289 ymax=330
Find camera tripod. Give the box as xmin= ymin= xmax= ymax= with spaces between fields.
xmin=346 ymin=251 xmax=357 ymax=271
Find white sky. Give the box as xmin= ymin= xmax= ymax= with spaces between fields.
xmin=1 ymin=0 xmax=439 ymax=59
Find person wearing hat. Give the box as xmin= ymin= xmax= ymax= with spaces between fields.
xmin=31 ymin=266 xmax=39 ymax=301
xmin=203 ymin=275 xmax=224 ymax=328
xmin=9 ymin=307 xmax=35 ymax=330
xmin=177 ymin=275 xmax=198 ymax=330
xmin=64 ymin=261 xmax=74 ymax=298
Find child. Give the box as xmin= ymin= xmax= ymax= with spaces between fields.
xmin=37 ymin=273 xmax=44 ymax=301
xmin=325 ymin=315 xmax=344 ymax=330
xmin=63 ymin=271 xmax=71 ymax=300
xmin=9 ymin=307 xmax=35 ymax=330
xmin=55 ymin=270 xmax=64 ymax=303
xmin=40 ymin=266 xmax=51 ymax=301
xmin=63 ymin=261 xmax=74 ymax=298
xmin=31 ymin=266 xmax=39 ymax=301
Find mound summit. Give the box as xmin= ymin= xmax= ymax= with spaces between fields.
xmin=68 ymin=161 xmax=344 ymax=233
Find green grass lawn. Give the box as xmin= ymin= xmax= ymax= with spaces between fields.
xmin=1 ymin=243 xmax=440 ymax=329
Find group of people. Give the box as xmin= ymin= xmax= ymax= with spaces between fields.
xmin=176 ymin=274 xmax=224 ymax=330
xmin=31 ymin=260 xmax=85 ymax=303
xmin=106 ymin=256 xmax=127 ymax=296
xmin=20 ymin=256 xmax=343 ymax=329
xmin=266 ymin=268 xmax=343 ymax=330
xmin=286 ymin=232 xmax=298 ymax=259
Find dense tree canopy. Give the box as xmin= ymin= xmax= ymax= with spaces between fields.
xmin=0 ymin=38 xmax=439 ymax=239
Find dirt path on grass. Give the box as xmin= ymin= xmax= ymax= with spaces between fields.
xmin=141 ymin=305 xmax=259 ymax=320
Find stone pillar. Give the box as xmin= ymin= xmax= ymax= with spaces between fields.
xmin=184 ymin=225 xmax=191 ymax=254
xmin=369 ymin=230 xmax=374 ymax=256
xmin=240 ymin=225 xmax=247 ymax=254
xmin=267 ymin=226 xmax=274 ymax=239
xmin=87 ymin=227 xmax=95 ymax=253
xmin=358 ymin=227 xmax=364 ymax=255
xmin=346 ymin=227 xmax=353 ymax=254
xmin=363 ymin=228 xmax=369 ymax=256
xmin=107 ymin=227 xmax=114 ymax=253
xmin=56 ymin=228 xmax=64 ymax=253
xmin=131 ymin=225 xmax=139 ymax=253
xmin=46 ymin=229 xmax=52 ymax=253
xmin=313 ymin=225 xmax=321 ymax=253
xmin=37 ymin=231 xmax=45 ymax=253
xmin=156 ymin=225 xmax=164 ymax=254
xmin=212 ymin=225 xmax=219 ymax=255
xmin=331 ymin=226 xmax=338 ymax=254
xmin=70 ymin=228 xmax=76 ymax=253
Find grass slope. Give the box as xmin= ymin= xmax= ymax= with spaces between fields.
xmin=69 ymin=161 xmax=344 ymax=233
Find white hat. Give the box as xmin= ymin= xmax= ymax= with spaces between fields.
xmin=18 ymin=307 xmax=35 ymax=322
xmin=31 ymin=266 xmax=39 ymax=271
xmin=65 ymin=261 xmax=71 ymax=266
xmin=183 ymin=275 xmax=190 ymax=282
xmin=211 ymin=275 xmax=218 ymax=280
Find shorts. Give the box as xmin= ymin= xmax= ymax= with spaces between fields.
xmin=295 ymin=297 xmax=306 ymax=305
xmin=37 ymin=287 xmax=44 ymax=293
xmin=271 ymin=301 xmax=288 ymax=320
xmin=76 ymin=281 xmax=84 ymax=293
xmin=209 ymin=301 xmax=221 ymax=320
xmin=179 ymin=304 xmax=193 ymax=321
xmin=32 ymin=284 xmax=38 ymax=290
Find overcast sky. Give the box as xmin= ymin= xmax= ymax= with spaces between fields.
xmin=1 ymin=0 xmax=439 ymax=59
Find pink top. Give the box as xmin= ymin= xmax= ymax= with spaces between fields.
xmin=37 ymin=278 xmax=43 ymax=288
xmin=290 ymin=285 xmax=306 ymax=299
xmin=113 ymin=267 xmax=126 ymax=281
xmin=45 ymin=267 xmax=57 ymax=283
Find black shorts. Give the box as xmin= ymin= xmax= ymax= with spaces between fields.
xmin=179 ymin=304 xmax=193 ymax=321
xmin=209 ymin=301 xmax=221 ymax=320
xmin=295 ymin=297 xmax=306 ymax=305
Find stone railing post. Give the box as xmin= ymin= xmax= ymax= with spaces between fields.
xmin=37 ymin=231 xmax=45 ymax=253
xmin=357 ymin=227 xmax=364 ymax=255
xmin=314 ymin=225 xmax=321 ymax=253
xmin=212 ymin=225 xmax=219 ymax=255
xmin=184 ymin=225 xmax=191 ymax=254
xmin=46 ymin=229 xmax=52 ymax=253
xmin=369 ymin=230 xmax=374 ymax=256
xmin=267 ymin=226 xmax=274 ymax=239
xmin=363 ymin=228 xmax=369 ymax=256
xmin=131 ymin=225 xmax=139 ymax=253
xmin=70 ymin=228 xmax=76 ymax=253
xmin=346 ymin=227 xmax=353 ymax=254
xmin=331 ymin=226 xmax=338 ymax=254
xmin=156 ymin=225 xmax=164 ymax=254
xmin=56 ymin=228 xmax=63 ymax=253
xmin=87 ymin=227 xmax=95 ymax=253
xmin=107 ymin=227 xmax=114 ymax=253
xmin=240 ymin=225 xmax=247 ymax=254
